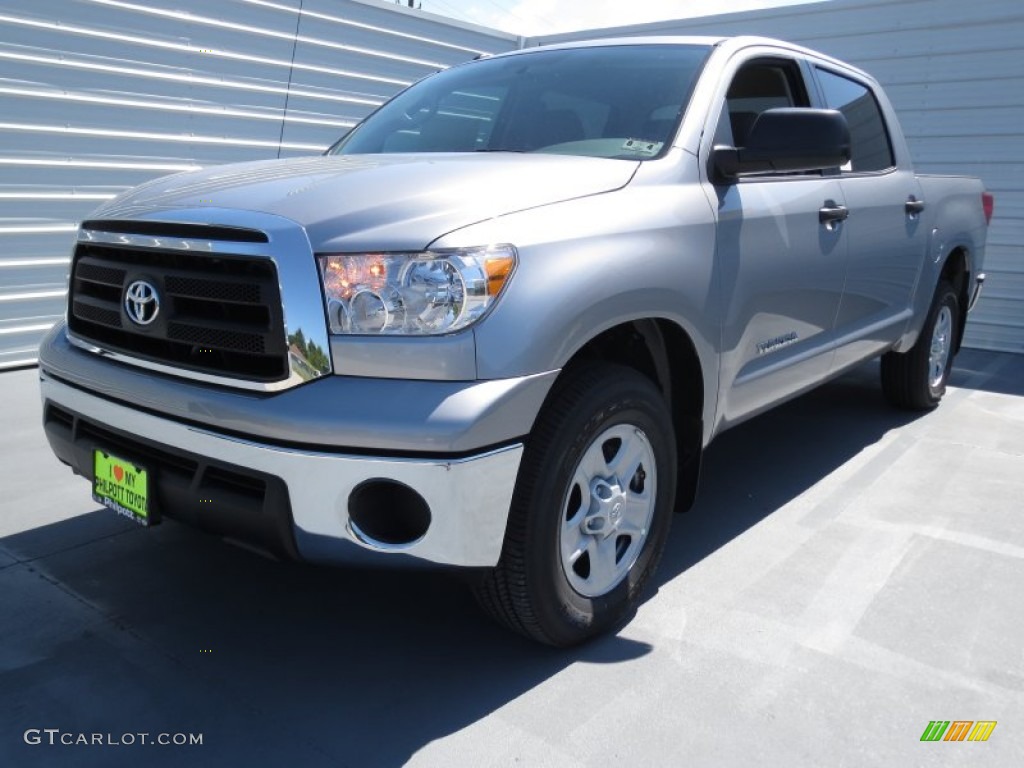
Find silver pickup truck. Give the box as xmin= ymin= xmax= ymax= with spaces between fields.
xmin=39 ymin=36 xmax=992 ymax=645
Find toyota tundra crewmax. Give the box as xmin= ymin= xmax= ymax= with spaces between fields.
xmin=39 ymin=37 xmax=993 ymax=645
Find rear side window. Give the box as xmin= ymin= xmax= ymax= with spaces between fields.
xmin=816 ymin=68 xmax=894 ymax=172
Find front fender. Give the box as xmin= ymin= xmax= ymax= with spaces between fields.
xmin=434 ymin=179 xmax=721 ymax=442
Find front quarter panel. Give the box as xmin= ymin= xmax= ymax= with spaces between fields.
xmin=432 ymin=152 xmax=720 ymax=441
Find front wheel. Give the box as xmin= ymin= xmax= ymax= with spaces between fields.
xmin=474 ymin=363 xmax=677 ymax=646
xmin=881 ymin=280 xmax=960 ymax=410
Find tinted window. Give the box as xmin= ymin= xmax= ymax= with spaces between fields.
xmin=816 ymin=68 xmax=894 ymax=172
xmin=332 ymin=45 xmax=711 ymax=160
xmin=714 ymin=59 xmax=809 ymax=148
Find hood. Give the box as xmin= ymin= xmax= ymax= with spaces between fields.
xmin=91 ymin=153 xmax=640 ymax=251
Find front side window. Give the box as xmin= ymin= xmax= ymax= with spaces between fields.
xmin=713 ymin=58 xmax=810 ymax=148
xmin=815 ymin=68 xmax=894 ymax=172
xmin=330 ymin=44 xmax=711 ymax=161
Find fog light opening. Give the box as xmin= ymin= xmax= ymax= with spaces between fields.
xmin=348 ymin=479 xmax=431 ymax=547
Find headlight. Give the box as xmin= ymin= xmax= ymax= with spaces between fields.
xmin=317 ymin=245 xmax=516 ymax=335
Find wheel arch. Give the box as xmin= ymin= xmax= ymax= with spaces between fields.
xmin=551 ymin=318 xmax=705 ymax=513
xmin=939 ymin=246 xmax=971 ymax=353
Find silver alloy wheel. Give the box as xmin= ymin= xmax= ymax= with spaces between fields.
xmin=558 ymin=424 xmax=657 ymax=598
xmin=929 ymin=305 xmax=953 ymax=388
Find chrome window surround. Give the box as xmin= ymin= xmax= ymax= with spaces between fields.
xmin=69 ymin=210 xmax=332 ymax=392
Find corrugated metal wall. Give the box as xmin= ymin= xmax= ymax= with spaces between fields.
xmin=0 ymin=0 xmax=519 ymax=368
xmin=535 ymin=0 xmax=1024 ymax=353
xmin=4 ymin=0 xmax=1020 ymax=364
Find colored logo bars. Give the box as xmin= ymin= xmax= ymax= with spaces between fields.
xmin=921 ymin=721 xmax=997 ymax=742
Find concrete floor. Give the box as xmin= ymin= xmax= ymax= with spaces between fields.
xmin=1 ymin=349 xmax=1022 ymax=767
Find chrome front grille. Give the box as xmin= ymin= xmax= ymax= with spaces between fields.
xmin=67 ymin=237 xmax=288 ymax=382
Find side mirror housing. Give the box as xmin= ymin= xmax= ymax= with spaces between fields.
xmin=713 ymin=108 xmax=851 ymax=179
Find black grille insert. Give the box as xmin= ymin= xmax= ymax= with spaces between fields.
xmin=167 ymin=323 xmax=266 ymax=354
xmin=67 ymin=241 xmax=287 ymax=382
xmin=74 ymin=302 xmax=121 ymax=327
xmin=164 ymin=275 xmax=262 ymax=304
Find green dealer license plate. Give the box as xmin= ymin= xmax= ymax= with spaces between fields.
xmin=93 ymin=449 xmax=151 ymax=526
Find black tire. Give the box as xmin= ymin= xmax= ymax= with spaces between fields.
xmin=881 ymin=280 xmax=960 ymax=410
xmin=474 ymin=363 xmax=677 ymax=646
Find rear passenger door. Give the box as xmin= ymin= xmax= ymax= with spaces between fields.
xmin=813 ymin=67 xmax=929 ymax=370
xmin=706 ymin=55 xmax=849 ymax=427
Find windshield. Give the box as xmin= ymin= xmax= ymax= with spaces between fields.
xmin=329 ymin=44 xmax=711 ymax=160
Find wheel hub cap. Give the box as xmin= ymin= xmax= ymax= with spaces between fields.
xmin=559 ymin=424 xmax=657 ymax=598
xmin=582 ymin=479 xmax=628 ymax=535
xmin=929 ymin=305 xmax=953 ymax=389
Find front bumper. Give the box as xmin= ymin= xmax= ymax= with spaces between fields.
xmin=41 ymin=323 xmax=555 ymax=454
xmin=40 ymin=372 xmax=524 ymax=568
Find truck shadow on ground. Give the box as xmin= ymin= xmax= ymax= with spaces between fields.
xmin=4 ymin=355 xmax=1009 ymax=767
xmin=660 ymin=359 xmax=921 ymax=579
xmin=658 ymin=348 xmax=1024 ymax=585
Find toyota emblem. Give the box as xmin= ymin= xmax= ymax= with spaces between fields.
xmin=124 ymin=280 xmax=160 ymax=326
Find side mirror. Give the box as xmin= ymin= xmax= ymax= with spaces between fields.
xmin=713 ymin=108 xmax=851 ymax=179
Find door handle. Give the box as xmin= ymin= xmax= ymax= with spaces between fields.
xmin=905 ymin=197 xmax=926 ymax=215
xmin=819 ymin=202 xmax=849 ymax=224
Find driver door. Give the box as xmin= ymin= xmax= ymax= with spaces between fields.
xmin=707 ymin=56 xmax=849 ymax=428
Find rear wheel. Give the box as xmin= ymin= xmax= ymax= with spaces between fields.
xmin=474 ymin=363 xmax=677 ymax=646
xmin=881 ymin=280 xmax=959 ymax=409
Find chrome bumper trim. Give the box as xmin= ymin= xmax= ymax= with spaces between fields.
xmin=65 ymin=332 xmax=313 ymax=392
xmin=968 ymin=272 xmax=986 ymax=312
xmin=41 ymin=374 xmax=522 ymax=568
